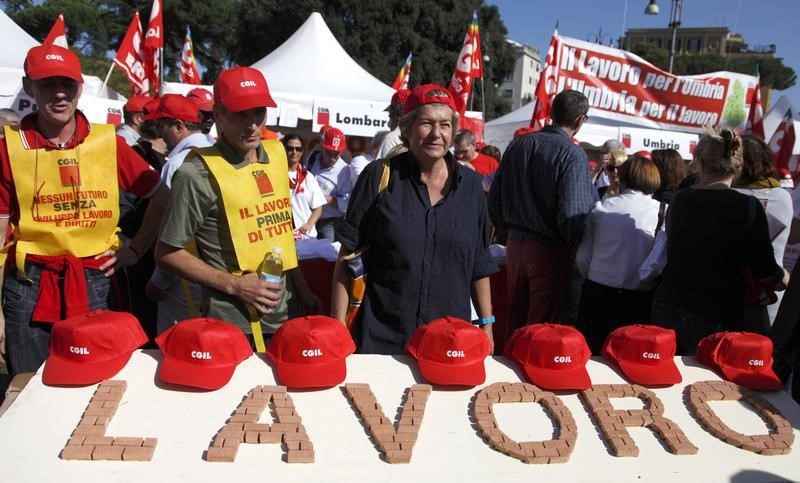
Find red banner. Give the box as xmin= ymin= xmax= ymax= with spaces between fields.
xmin=144 ymin=0 xmax=163 ymax=94
xmin=113 ymin=12 xmax=150 ymax=96
xmin=180 ymin=25 xmax=201 ymax=85
xmin=769 ymin=109 xmax=796 ymax=174
xmin=448 ymin=10 xmax=482 ymax=115
xmin=531 ymin=34 xmax=760 ymax=133
xmin=44 ymin=13 xmax=68 ymax=48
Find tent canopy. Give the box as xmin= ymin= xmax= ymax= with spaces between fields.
xmin=250 ymin=12 xmax=394 ymax=129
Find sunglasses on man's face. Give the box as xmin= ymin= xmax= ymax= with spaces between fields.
xmin=286 ymin=146 xmax=303 ymax=152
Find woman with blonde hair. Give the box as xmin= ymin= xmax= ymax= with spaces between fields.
xmin=651 ymin=127 xmax=787 ymax=354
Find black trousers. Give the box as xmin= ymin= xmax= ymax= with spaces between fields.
xmin=576 ymin=279 xmax=654 ymax=354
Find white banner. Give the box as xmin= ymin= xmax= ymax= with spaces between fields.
xmin=311 ymin=99 xmax=390 ymax=137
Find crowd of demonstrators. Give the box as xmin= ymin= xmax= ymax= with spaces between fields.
xmin=575 ymin=155 xmax=662 ymax=353
xmin=332 ymin=85 xmax=497 ymax=354
xmin=309 ymin=127 xmax=353 ymax=241
xmin=0 ymin=45 xmax=169 ymax=376
xmin=651 ymin=127 xmax=787 ymax=354
xmin=489 ymin=89 xmax=597 ymax=341
xmin=282 ymin=133 xmax=325 ymax=239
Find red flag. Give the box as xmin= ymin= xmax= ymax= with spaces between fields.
xmin=391 ymin=52 xmax=412 ymax=91
xmin=144 ymin=0 xmax=163 ymax=94
xmin=113 ymin=12 xmax=150 ymax=96
xmin=448 ymin=10 xmax=482 ymax=115
xmin=180 ymin=25 xmax=201 ymax=85
xmin=769 ymin=109 xmax=796 ymax=174
xmin=745 ymin=70 xmax=765 ymax=140
xmin=530 ymin=29 xmax=561 ymax=130
xmin=44 ymin=13 xmax=68 ymax=48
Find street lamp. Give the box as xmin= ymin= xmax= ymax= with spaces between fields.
xmin=645 ymin=0 xmax=683 ymax=73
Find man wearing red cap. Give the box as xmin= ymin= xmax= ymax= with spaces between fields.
xmin=144 ymin=94 xmax=214 ymax=333
xmin=117 ymin=95 xmax=151 ymax=146
xmin=185 ymin=87 xmax=215 ymax=136
xmin=375 ymin=89 xmax=410 ymax=159
xmin=0 ymin=45 xmax=168 ymax=376
xmin=310 ymin=127 xmax=353 ymax=241
xmin=156 ymin=67 xmax=319 ymax=348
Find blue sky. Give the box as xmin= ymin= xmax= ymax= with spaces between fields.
xmin=489 ymin=0 xmax=800 ymax=112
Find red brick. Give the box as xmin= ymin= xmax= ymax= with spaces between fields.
xmin=61 ymin=446 xmax=95 ymax=460
xmin=92 ymin=445 xmax=125 ymax=460
xmin=207 ymin=446 xmax=237 ymax=462
xmin=286 ymin=449 xmax=314 ymax=463
xmin=112 ymin=437 xmax=144 ymax=447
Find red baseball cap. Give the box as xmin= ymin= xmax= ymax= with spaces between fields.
xmin=186 ymin=87 xmax=214 ymax=111
xmin=24 ymin=44 xmax=83 ymax=83
xmin=214 ymin=66 xmax=276 ymax=112
xmin=144 ymin=93 xmax=201 ymax=123
xmin=320 ymin=127 xmax=346 ymax=152
xmin=155 ymin=318 xmax=253 ymax=390
xmin=405 ymin=317 xmax=491 ymax=386
xmin=43 ymin=310 xmax=147 ymax=386
xmin=385 ymin=88 xmax=411 ymax=112
xmin=403 ymin=84 xmax=458 ymax=115
xmin=696 ymin=332 xmax=783 ymax=391
xmin=143 ymin=97 xmax=161 ymax=116
xmin=602 ymin=324 xmax=681 ymax=386
xmin=266 ymin=316 xmax=356 ymax=389
xmin=504 ymin=324 xmax=591 ymax=390
xmin=123 ymin=95 xmax=151 ymax=113
xmin=633 ymin=150 xmax=652 ymax=160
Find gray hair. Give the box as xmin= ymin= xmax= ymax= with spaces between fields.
xmin=602 ymin=138 xmax=625 ymax=154
xmin=398 ymin=88 xmax=459 ymax=146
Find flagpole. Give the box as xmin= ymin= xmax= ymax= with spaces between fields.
xmin=158 ymin=47 xmax=164 ymax=95
xmin=98 ymin=63 xmax=115 ymax=97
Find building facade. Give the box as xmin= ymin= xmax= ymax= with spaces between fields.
xmin=499 ymin=40 xmax=541 ymax=111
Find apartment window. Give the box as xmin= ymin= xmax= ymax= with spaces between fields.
xmin=687 ymin=37 xmax=701 ymax=52
xmin=648 ymin=37 xmax=662 ymax=48
xmin=501 ymin=89 xmax=513 ymax=98
xmin=504 ymin=72 xmax=513 ymax=82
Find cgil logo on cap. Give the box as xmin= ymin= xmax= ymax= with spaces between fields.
xmin=191 ymin=351 xmax=212 ymax=360
xmin=45 ymin=54 xmax=65 ymax=61
xmin=240 ymin=80 xmax=257 ymax=88
xmin=446 ymin=350 xmax=465 ymax=358
xmin=748 ymin=359 xmax=765 ymax=366
xmin=302 ymin=349 xmax=323 ymax=357
xmin=643 ymin=352 xmax=661 ymax=359
xmin=553 ymin=355 xmax=572 ymax=363
xmin=70 ymin=346 xmax=90 ymax=355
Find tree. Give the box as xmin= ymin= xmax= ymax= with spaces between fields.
xmin=632 ymin=44 xmax=796 ymax=93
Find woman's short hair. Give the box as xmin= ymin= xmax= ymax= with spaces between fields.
xmin=736 ymin=134 xmax=778 ymax=186
xmin=618 ymin=155 xmax=661 ymax=195
xmin=281 ymin=133 xmax=304 ymax=148
xmin=610 ymin=149 xmax=627 ymax=166
xmin=398 ymin=88 xmax=459 ymax=146
xmin=651 ymin=148 xmax=688 ymax=192
xmin=693 ymin=126 xmax=743 ymax=177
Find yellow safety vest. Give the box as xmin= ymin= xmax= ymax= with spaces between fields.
xmin=4 ymin=124 xmax=120 ymax=273
xmin=198 ymin=140 xmax=298 ymax=273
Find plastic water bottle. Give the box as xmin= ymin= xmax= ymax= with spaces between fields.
xmin=259 ymin=247 xmax=283 ymax=286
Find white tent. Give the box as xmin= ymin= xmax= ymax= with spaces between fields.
xmin=0 ymin=10 xmax=125 ymax=124
xmin=250 ymin=12 xmax=394 ymax=137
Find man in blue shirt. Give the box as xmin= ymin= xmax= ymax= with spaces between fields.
xmin=489 ymin=90 xmax=596 ymax=335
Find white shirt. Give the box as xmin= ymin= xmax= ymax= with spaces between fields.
xmin=116 ymin=124 xmax=140 ymax=146
xmin=289 ymin=169 xmax=326 ymax=239
xmin=161 ymin=132 xmax=215 ymax=186
xmin=375 ymin=128 xmax=402 ymax=159
xmin=350 ymin=154 xmax=373 ymax=185
xmin=733 ymin=186 xmax=793 ymax=267
xmin=310 ymin=158 xmax=353 ymax=218
xmin=575 ymin=189 xmax=661 ymax=290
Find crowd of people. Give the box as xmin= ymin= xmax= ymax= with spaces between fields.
xmin=1 ymin=43 xmax=799 ymax=403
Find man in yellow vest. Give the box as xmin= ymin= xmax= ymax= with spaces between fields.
xmin=155 ymin=67 xmax=319 ymax=351
xmin=0 ymin=44 xmax=169 ymax=376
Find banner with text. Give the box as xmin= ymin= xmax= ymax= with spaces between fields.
xmin=311 ymin=99 xmax=390 ymax=137
xmin=552 ymin=35 xmax=759 ymax=133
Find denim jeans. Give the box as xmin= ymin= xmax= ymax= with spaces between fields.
xmin=650 ymin=301 xmax=723 ymax=355
xmin=4 ymin=264 xmax=113 ymax=376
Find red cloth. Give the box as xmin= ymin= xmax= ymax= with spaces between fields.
xmin=27 ymin=253 xmax=109 ymax=323
xmin=471 ymin=152 xmax=499 ymax=177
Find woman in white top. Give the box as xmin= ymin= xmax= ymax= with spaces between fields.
xmin=575 ymin=155 xmax=662 ymax=353
xmin=283 ymin=134 xmax=326 ymax=239
xmin=734 ymin=134 xmax=794 ymax=328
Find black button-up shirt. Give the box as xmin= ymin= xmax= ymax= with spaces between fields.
xmin=338 ymin=151 xmax=497 ymax=354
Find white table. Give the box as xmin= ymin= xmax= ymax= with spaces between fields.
xmin=0 ymin=351 xmax=798 ymax=482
